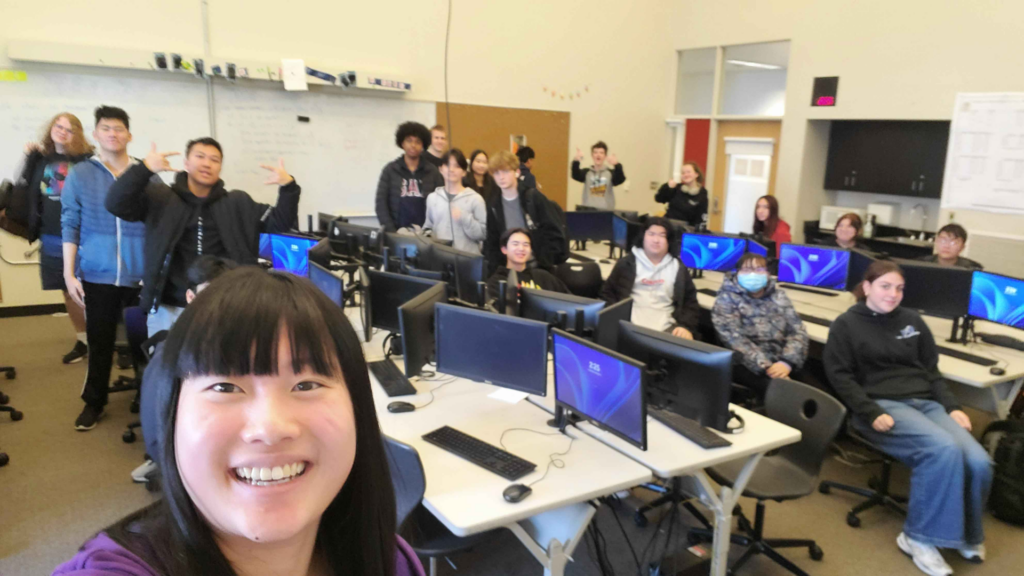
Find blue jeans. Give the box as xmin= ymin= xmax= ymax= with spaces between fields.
xmin=147 ymin=304 xmax=185 ymax=337
xmin=850 ymin=398 xmax=992 ymax=548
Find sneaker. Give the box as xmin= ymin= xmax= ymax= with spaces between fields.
xmin=74 ymin=405 xmax=104 ymax=431
xmin=897 ymin=532 xmax=953 ymax=576
xmin=63 ymin=341 xmax=88 ymax=364
xmin=131 ymin=459 xmax=158 ymax=483
xmin=959 ymin=543 xmax=985 ymax=564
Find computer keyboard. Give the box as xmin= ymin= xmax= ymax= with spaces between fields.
xmin=935 ymin=346 xmax=998 ymax=367
xmin=422 ymin=426 xmax=538 ymax=481
xmin=648 ymin=408 xmax=732 ymax=449
xmin=368 ymin=360 xmax=418 ymax=397
xmin=798 ymin=313 xmax=833 ymax=327
xmin=977 ymin=333 xmax=1024 ymax=352
xmin=697 ymin=288 xmax=718 ymax=297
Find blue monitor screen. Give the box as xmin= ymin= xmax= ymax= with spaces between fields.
xmin=259 ymin=233 xmax=272 ymax=260
xmin=553 ymin=332 xmax=645 ymax=448
xmin=777 ymin=244 xmax=850 ymax=290
xmin=309 ymin=262 xmax=343 ymax=307
xmin=613 ymin=215 xmax=629 ymax=249
xmin=680 ymin=234 xmax=746 ymax=271
xmin=746 ymin=239 xmax=768 ymax=257
xmin=269 ymin=234 xmax=318 ymax=277
xmin=969 ymin=271 xmax=1024 ymax=329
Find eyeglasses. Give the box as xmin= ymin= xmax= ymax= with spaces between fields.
xmin=936 ymin=236 xmax=962 ymax=246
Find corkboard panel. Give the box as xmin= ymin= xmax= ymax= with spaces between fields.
xmin=710 ymin=120 xmax=782 ymax=231
xmin=436 ymin=103 xmax=570 ymax=208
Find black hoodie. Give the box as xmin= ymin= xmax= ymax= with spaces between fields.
xmin=374 ymin=155 xmax=443 ymax=232
xmin=824 ymin=302 xmax=961 ymax=423
xmin=655 ymin=183 xmax=708 ymax=229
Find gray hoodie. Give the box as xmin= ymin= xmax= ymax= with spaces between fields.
xmin=422 ymin=186 xmax=487 ymax=254
xmin=629 ymin=246 xmax=680 ymax=332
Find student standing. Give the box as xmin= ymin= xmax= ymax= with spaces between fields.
xmin=752 ymin=195 xmax=791 ymax=257
xmin=422 ymin=124 xmax=448 ymax=168
xmin=918 ymin=223 xmax=983 ymax=269
xmin=61 ymin=106 xmax=147 ymax=431
xmin=422 ymin=149 xmax=486 ymax=254
xmin=374 ymin=122 xmax=444 ymax=233
xmin=106 ymin=137 xmax=301 ymax=336
xmin=464 ymin=149 xmax=494 ymax=195
xmin=656 ymin=161 xmax=708 ymax=229
xmin=14 ymin=113 xmax=93 ymax=364
xmin=824 ymin=212 xmax=872 ymax=250
xmin=599 ymin=217 xmax=700 ymax=339
xmin=516 ymin=146 xmax=539 ymax=191
xmin=824 ymin=260 xmax=991 ymax=576
xmin=572 ymin=141 xmax=625 ymax=210
xmin=486 ymin=228 xmax=569 ymax=300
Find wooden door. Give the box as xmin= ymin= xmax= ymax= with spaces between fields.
xmin=709 ymin=121 xmax=782 ymax=232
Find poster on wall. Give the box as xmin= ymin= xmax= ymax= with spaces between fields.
xmin=510 ymin=135 xmax=527 ymax=154
xmin=941 ymin=92 xmax=1024 ymax=214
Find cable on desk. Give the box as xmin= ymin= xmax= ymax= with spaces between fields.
xmin=413 ymin=378 xmax=455 ymax=409
xmin=498 ymin=428 xmax=575 ymax=488
xmin=966 ymin=340 xmax=1010 ymax=369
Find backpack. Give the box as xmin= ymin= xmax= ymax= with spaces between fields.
xmin=522 ymin=189 xmax=569 ymax=267
xmin=981 ymin=419 xmax=1024 ymax=526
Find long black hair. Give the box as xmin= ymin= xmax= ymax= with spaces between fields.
xmin=464 ymin=149 xmax=495 ymax=194
xmin=105 ymin=267 xmax=396 ymax=576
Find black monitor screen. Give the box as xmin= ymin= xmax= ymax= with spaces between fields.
xmin=309 ymin=262 xmax=343 ymax=307
xmin=435 ymin=304 xmax=549 ymax=396
xmin=893 ymin=259 xmax=971 ymax=319
xmin=519 ymin=287 xmax=605 ymax=334
xmin=565 ymin=211 xmax=614 ymax=242
xmin=329 ymin=221 xmax=382 ymax=256
xmin=398 ymin=283 xmax=448 ymax=378
xmin=421 ymin=243 xmax=486 ymax=304
xmin=367 ymin=270 xmax=446 ymax=333
xmin=846 ymin=249 xmax=878 ymax=291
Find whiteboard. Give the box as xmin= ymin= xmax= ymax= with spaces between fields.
xmin=941 ymin=92 xmax=1024 ymax=214
xmin=214 ymin=83 xmax=435 ymax=220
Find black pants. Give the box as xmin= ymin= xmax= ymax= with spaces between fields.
xmin=81 ymin=281 xmax=140 ymax=409
xmin=733 ymin=363 xmax=816 ymax=398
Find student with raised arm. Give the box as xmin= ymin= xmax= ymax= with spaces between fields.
xmin=656 ymin=161 xmax=708 ymax=229
xmin=485 ymin=228 xmax=569 ymax=301
xmin=13 ymin=112 xmax=94 ymax=364
xmin=824 ymin=260 xmax=991 ymax=576
xmin=105 ymin=137 xmax=300 ymax=336
xmin=375 ymin=122 xmax=444 ymax=233
xmin=54 ymin=267 xmax=424 ymax=576
xmin=599 ymin=217 xmax=700 ymax=339
xmin=61 ymin=106 xmax=147 ymax=432
xmin=422 ymin=149 xmax=486 ymax=254
xmin=572 ymin=141 xmax=625 ymax=210
xmin=918 ymin=223 xmax=983 ymax=270
xmin=422 ymin=124 xmax=448 ymax=168
xmin=752 ymin=195 xmax=790 ymax=257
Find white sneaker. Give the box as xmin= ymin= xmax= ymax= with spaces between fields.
xmin=897 ymin=532 xmax=953 ymax=576
xmin=131 ymin=459 xmax=157 ymax=483
xmin=958 ymin=543 xmax=985 ymax=563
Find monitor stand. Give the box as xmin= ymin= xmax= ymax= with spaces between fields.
xmin=546 ymin=406 xmax=582 ymax=430
xmin=778 ymin=283 xmax=839 ymax=297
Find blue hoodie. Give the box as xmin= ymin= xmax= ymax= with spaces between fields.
xmin=61 ymin=157 xmax=146 ymax=287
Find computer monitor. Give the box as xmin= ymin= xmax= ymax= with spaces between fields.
xmin=565 ymin=210 xmax=614 ymax=242
xmin=892 ymin=259 xmax=971 ymax=319
xmin=420 ymin=243 xmax=486 ymax=305
xmin=680 ymin=233 xmax=747 ymax=272
xmin=846 ymin=248 xmax=878 ymax=291
xmin=329 ymin=220 xmax=382 ymax=257
xmin=612 ymin=214 xmax=643 ymax=253
xmin=317 ymin=212 xmax=340 ymax=234
xmin=366 ymin=269 xmax=446 ymax=333
xmin=398 ymin=283 xmax=448 ymax=379
xmin=968 ymin=270 xmax=1024 ymax=330
xmin=553 ymin=329 xmax=647 ymax=450
xmin=384 ymin=232 xmax=433 ymax=266
xmin=616 ymin=321 xmax=734 ymax=432
xmin=594 ymin=297 xmax=633 ymax=351
xmin=308 ymin=261 xmax=343 ymax=308
xmin=614 ymin=210 xmax=640 ymax=222
xmin=258 ymin=233 xmax=272 ymax=261
xmin=358 ymin=266 xmax=372 ymax=342
xmin=746 ymin=238 xmax=769 ymax=258
xmin=519 ymin=287 xmax=606 ymax=334
xmin=265 ymin=232 xmax=319 ymax=277
xmin=434 ymin=303 xmax=549 ymax=396
xmin=777 ymin=243 xmax=850 ymax=291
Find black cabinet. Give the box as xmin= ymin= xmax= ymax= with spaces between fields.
xmin=824 ymin=121 xmax=949 ymax=198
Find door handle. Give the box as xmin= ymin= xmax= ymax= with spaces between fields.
xmin=844 ymin=176 xmax=850 ymax=186
xmin=850 ymin=176 xmax=856 ymax=187
xmin=911 ymin=181 xmax=918 ymax=192
xmin=918 ymin=180 xmax=925 ymax=192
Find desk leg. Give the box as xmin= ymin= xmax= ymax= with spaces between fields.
xmin=689 ymin=452 xmax=764 ymax=576
xmin=994 ymin=378 xmax=1024 ymax=420
xmin=506 ymin=502 xmax=597 ymax=576
xmin=949 ymin=378 xmax=1024 ymax=419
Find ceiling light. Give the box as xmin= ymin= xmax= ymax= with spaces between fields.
xmin=725 ymin=59 xmax=782 ymax=70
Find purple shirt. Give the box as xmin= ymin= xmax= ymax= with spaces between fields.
xmin=53 ymin=532 xmax=425 ymax=576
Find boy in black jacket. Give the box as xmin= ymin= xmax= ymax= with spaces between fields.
xmin=485 ymin=228 xmax=569 ymax=301
xmin=375 ymin=122 xmax=444 ymax=232
xmin=106 ymin=138 xmax=299 ymax=336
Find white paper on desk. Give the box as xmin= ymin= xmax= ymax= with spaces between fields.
xmin=281 ymin=59 xmax=308 ymax=91
xmin=488 ymin=388 xmax=529 ymax=404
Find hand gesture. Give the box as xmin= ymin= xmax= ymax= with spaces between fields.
xmin=65 ymin=274 xmax=86 ymax=309
xmin=949 ymin=409 xmax=972 ymax=431
xmin=144 ymin=142 xmax=180 ymax=173
xmin=872 ymin=414 xmax=895 ymax=433
xmin=607 ymin=153 xmax=619 ymax=167
xmin=24 ymin=142 xmax=44 ymax=155
xmin=766 ymin=361 xmax=792 ymax=379
xmin=671 ymin=327 xmax=693 ymax=340
xmin=667 ymin=179 xmax=677 ymax=188
xmin=450 ymin=206 xmax=462 ymax=221
xmin=260 ymin=158 xmax=294 ymax=186
xmin=574 ymin=148 xmax=584 ymax=162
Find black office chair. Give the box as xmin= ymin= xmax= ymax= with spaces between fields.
xmin=119 ymin=306 xmax=150 ymax=443
xmin=385 ymin=436 xmax=504 ymax=576
xmin=689 ymin=379 xmax=846 ymax=576
xmin=818 ymin=426 xmax=908 ymax=527
xmin=553 ymin=261 xmax=604 ymax=299
xmin=1 ymin=364 xmax=23 ymax=467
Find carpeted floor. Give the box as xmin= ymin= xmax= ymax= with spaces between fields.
xmin=1 ymin=313 xmax=1021 ymax=575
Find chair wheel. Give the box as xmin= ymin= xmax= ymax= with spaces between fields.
xmin=10 ymin=410 xmax=23 ymax=421
xmin=634 ymin=511 xmax=649 ymax=528
xmin=819 ymin=483 xmax=831 ymax=494
xmin=846 ymin=512 xmax=861 ymax=528
xmin=4 ymin=369 xmax=14 ymax=380
xmin=0 ymin=452 xmax=8 ymax=466
xmin=145 ymin=477 xmax=161 ymax=492
xmin=130 ymin=402 xmax=140 ymax=414
xmin=810 ymin=544 xmax=824 ymax=561
xmin=123 ymin=430 xmax=137 ymax=444
xmin=0 ymin=393 xmax=8 ymax=405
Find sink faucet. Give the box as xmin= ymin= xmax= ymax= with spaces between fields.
xmin=911 ymin=203 xmax=928 ymax=237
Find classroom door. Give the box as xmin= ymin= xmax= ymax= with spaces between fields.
xmin=710 ymin=121 xmax=781 ymax=231
xmin=722 ymin=153 xmax=773 ymax=233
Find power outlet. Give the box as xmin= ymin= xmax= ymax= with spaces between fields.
xmin=650 ymin=181 xmax=659 ymax=190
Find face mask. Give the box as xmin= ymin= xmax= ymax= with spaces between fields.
xmin=737 ymin=272 xmax=768 ymax=292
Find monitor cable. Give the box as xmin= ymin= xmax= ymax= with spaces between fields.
xmin=499 ymin=428 xmax=575 ymax=488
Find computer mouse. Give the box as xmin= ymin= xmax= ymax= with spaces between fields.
xmin=503 ymin=483 xmax=532 ymax=503
xmin=387 ymin=401 xmax=416 ymax=413
xmin=990 ymin=366 xmax=1006 ymax=376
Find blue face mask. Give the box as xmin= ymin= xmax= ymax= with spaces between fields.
xmin=737 ymin=272 xmax=768 ymax=292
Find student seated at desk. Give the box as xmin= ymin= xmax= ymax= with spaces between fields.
xmin=822 ymin=212 xmax=871 ymax=251
xmin=752 ymin=195 xmax=790 ymax=257
xmin=54 ymin=267 xmax=424 ymax=576
xmin=824 ymin=260 xmax=991 ymax=576
xmin=486 ymin=228 xmax=568 ymax=301
xmin=918 ymin=223 xmax=983 ymax=270
xmin=711 ymin=252 xmax=810 ymax=397
xmin=600 ymin=217 xmax=700 ymax=339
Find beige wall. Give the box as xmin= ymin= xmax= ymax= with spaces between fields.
xmin=0 ymin=0 xmax=678 ymax=306
xmin=668 ymin=0 xmax=1024 ymax=240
